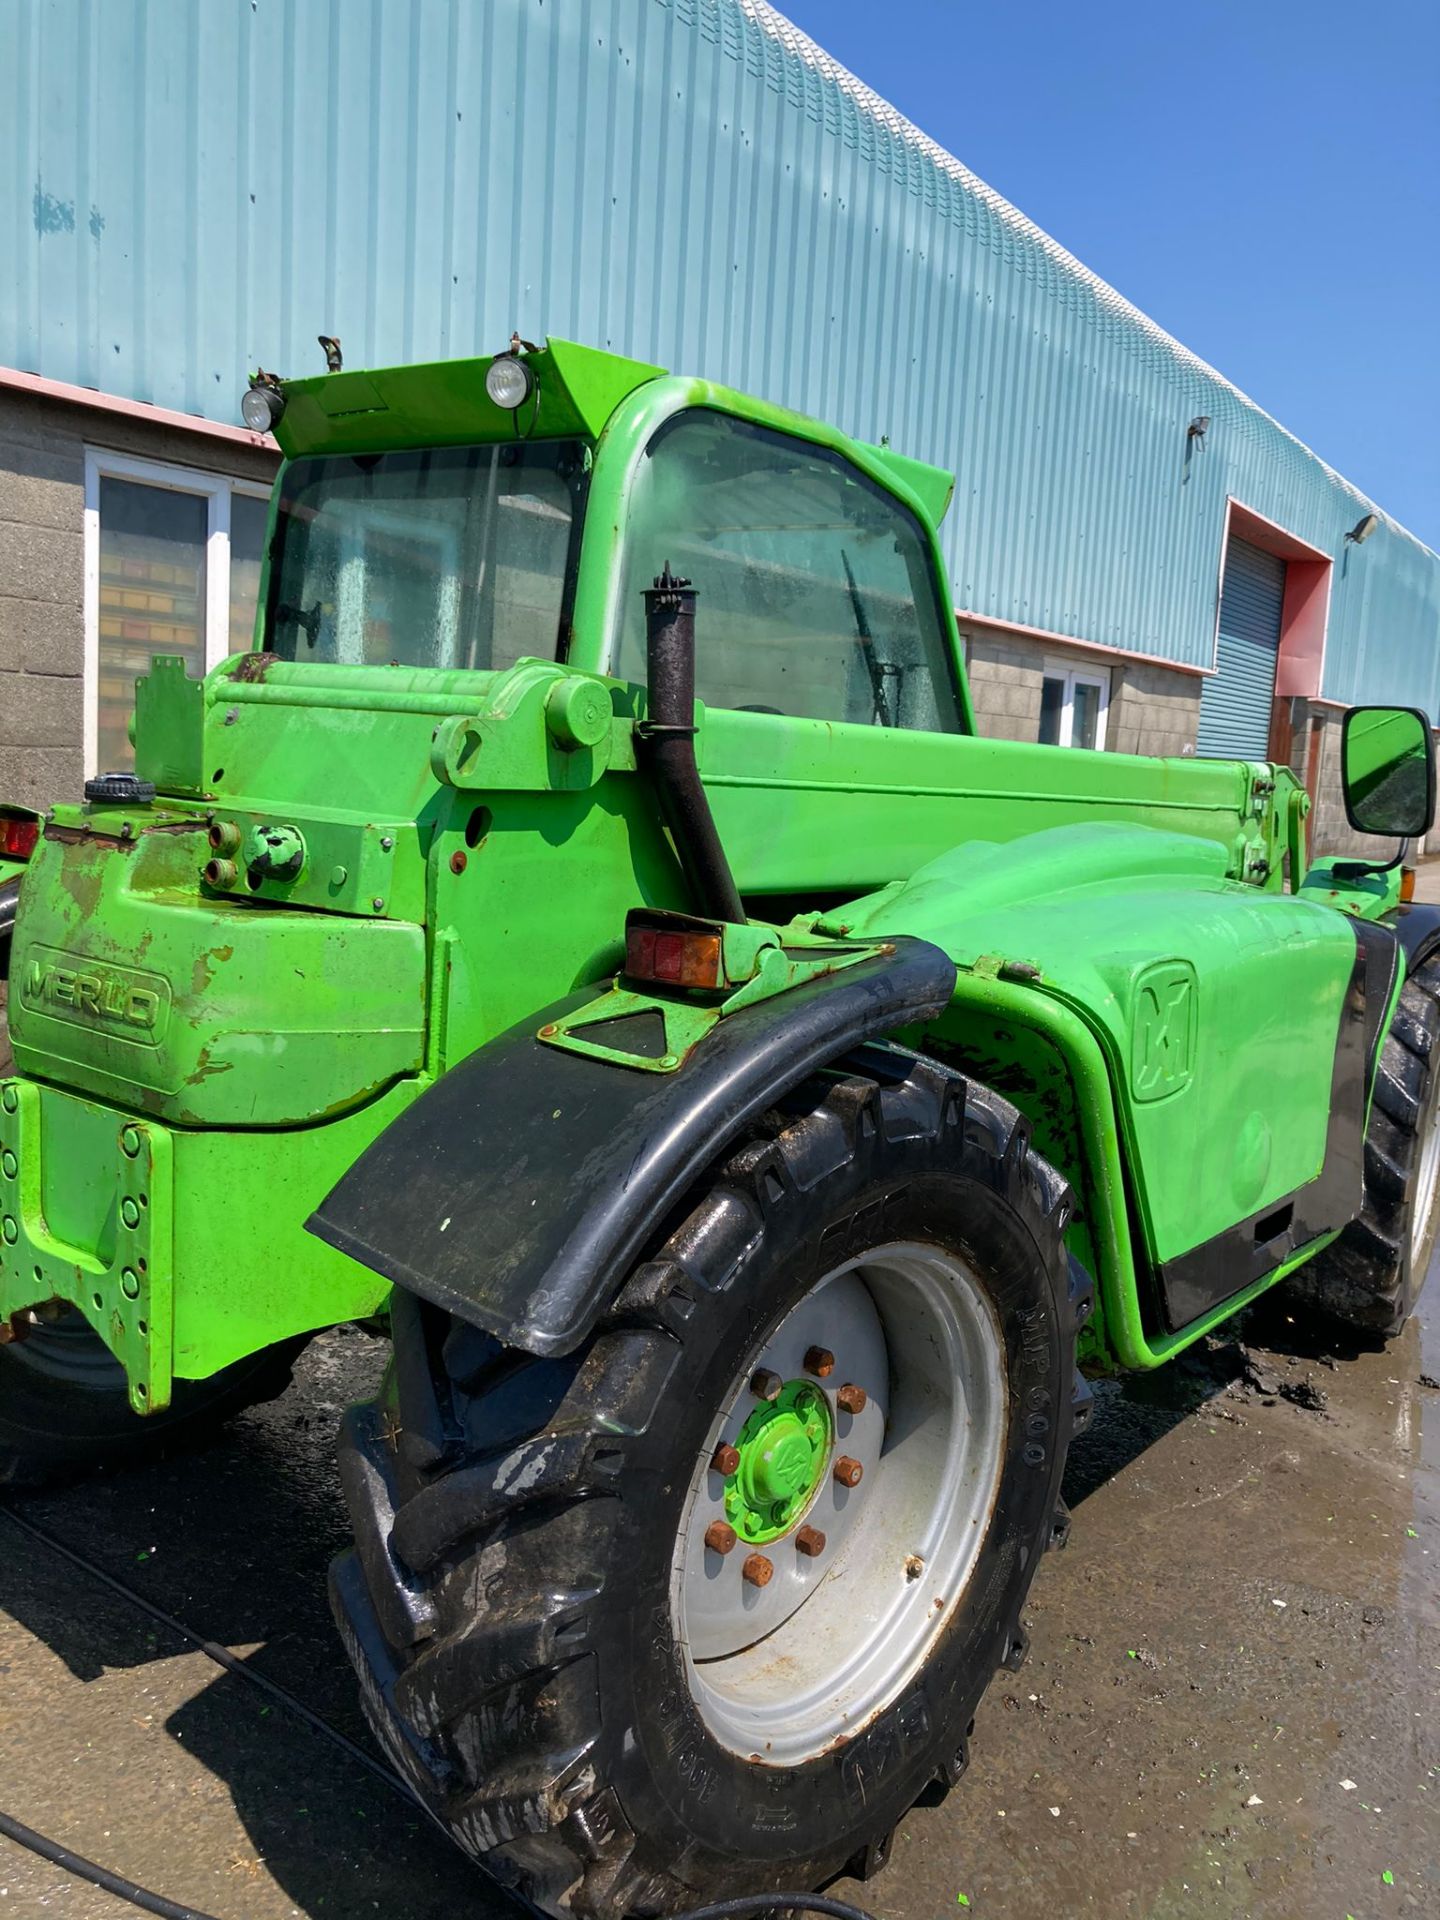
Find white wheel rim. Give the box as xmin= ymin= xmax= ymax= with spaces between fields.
xmin=669 ymin=1241 xmax=1009 ymax=1766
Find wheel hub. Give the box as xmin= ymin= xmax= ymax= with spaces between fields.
xmin=725 ymin=1381 xmax=832 ymax=1542
xmin=671 ymin=1246 xmax=1008 ymax=1767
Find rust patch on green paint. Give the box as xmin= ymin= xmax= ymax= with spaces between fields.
xmin=232 ymin=652 xmax=280 ymax=684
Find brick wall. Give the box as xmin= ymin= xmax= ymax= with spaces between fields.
xmin=0 ymin=389 xmax=277 ymax=812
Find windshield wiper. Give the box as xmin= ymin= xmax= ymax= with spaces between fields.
xmin=840 ymin=550 xmax=899 ymax=727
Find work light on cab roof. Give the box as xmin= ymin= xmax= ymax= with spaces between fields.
xmin=484 ymin=332 xmax=540 ymax=410
xmin=241 ymin=369 xmax=285 ymax=433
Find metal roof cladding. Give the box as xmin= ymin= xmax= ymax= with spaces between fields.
xmin=4 ymin=0 xmax=1437 ymax=705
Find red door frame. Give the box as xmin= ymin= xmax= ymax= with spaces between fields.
xmin=1213 ymin=497 xmax=1333 ymax=789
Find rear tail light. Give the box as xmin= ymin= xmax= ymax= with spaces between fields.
xmin=625 ymin=921 xmax=724 ymax=990
xmin=1401 ymin=866 xmax=1417 ymax=903
xmin=0 ymin=816 xmax=39 ymax=861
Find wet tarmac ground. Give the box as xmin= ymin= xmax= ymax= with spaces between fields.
xmin=1 ymin=1279 xmax=1435 ymax=1920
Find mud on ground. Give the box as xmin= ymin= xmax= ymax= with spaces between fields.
xmin=1 ymin=1281 xmax=1436 ymax=1918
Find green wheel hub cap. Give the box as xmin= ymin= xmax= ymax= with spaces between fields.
xmin=724 ymin=1380 xmax=833 ymax=1543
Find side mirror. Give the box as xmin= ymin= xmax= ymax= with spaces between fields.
xmin=1341 ymin=705 xmax=1436 ymax=839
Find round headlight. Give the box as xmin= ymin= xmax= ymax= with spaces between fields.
xmin=241 ymin=385 xmax=285 ymax=432
xmin=485 ymin=354 xmax=533 ymax=411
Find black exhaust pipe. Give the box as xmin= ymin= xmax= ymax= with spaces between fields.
xmin=639 ymin=565 xmax=745 ymax=925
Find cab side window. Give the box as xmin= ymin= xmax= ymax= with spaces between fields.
xmin=612 ymin=410 xmax=961 ymax=731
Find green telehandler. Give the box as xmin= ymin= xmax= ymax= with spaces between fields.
xmin=1 ymin=338 xmax=1436 ymax=1916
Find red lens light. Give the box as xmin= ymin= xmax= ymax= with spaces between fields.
xmin=0 ymin=817 xmax=38 ymax=860
xmin=625 ymin=921 xmax=723 ymax=990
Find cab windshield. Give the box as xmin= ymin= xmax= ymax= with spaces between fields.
xmin=266 ymin=440 xmax=588 ymax=669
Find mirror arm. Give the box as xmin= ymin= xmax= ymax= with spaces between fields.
xmin=1330 ymin=836 xmax=1411 ymax=885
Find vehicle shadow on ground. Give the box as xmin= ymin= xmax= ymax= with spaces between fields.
xmin=0 ymin=1304 xmax=1374 ymax=1919
xmin=1060 ymin=1301 xmax=1378 ymax=1509
xmin=0 ymin=1332 xmax=513 ymax=1918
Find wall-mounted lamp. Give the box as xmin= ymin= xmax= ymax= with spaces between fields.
xmin=1345 ymin=512 xmax=1380 ymax=546
xmin=1187 ymin=415 xmax=1211 ymax=444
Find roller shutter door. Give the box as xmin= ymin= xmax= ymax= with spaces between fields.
xmin=1196 ymin=535 xmax=1286 ymax=760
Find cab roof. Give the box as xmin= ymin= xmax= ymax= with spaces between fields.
xmin=272 ymin=337 xmax=955 ymax=527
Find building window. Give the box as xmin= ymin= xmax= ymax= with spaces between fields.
xmin=1038 ymin=660 xmax=1110 ymax=750
xmin=84 ymin=450 xmax=271 ymax=775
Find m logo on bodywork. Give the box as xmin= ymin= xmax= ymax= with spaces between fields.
xmin=18 ymin=946 xmax=171 ymax=1044
xmin=1131 ymin=960 xmax=1196 ymax=1102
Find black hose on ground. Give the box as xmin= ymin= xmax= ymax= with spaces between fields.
xmin=0 ymin=1509 xmax=882 ymax=1920
xmin=0 ymin=1808 xmax=225 ymax=1920
xmin=1 ymin=1504 xmax=415 ymax=1807
xmin=0 ymin=1807 xmax=881 ymax=1920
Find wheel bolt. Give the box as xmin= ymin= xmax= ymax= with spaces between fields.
xmin=742 ymin=1553 xmax=774 ymax=1587
xmin=704 ymin=1520 xmax=737 ymax=1555
xmin=750 ymin=1368 xmax=783 ymax=1403
xmin=836 ymin=1382 xmax=867 ymax=1415
xmin=833 ymin=1455 xmax=864 ymax=1488
xmin=804 ymin=1345 xmax=835 ymax=1378
xmin=711 ymin=1442 xmax=740 ymax=1476
xmin=795 ymin=1525 xmax=826 ymax=1557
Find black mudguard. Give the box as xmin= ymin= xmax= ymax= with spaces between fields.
xmin=1385 ymin=900 xmax=1440 ymax=974
xmin=306 ymin=938 xmax=956 ymax=1356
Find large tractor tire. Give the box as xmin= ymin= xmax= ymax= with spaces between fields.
xmin=0 ymin=1317 xmax=304 ymax=1488
xmin=332 ymin=1056 xmax=1092 ymax=1917
xmin=1284 ymin=952 xmax=1440 ymax=1338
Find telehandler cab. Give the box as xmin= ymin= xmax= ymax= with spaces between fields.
xmin=1 ymin=338 xmax=1436 ymax=1916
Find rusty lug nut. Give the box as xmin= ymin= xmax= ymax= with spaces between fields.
xmin=711 ymin=1442 xmax=741 ymax=1476
xmin=804 ymin=1345 xmax=835 ymax=1378
xmin=833 ymin=1455 xmax=864 ymax=1488
xmin=836 ymin=1382 xmax=868 ymax=1415
xmin=704 ymin=1520 xmax=737 ymax=1555
xmin=750 ymin=1368 xmax=783 ymax=1403
xmin=742 ymin=1553 xmax=774 ymax=1588
xmin=795 ymin=1525 xmax=826 ymax=1557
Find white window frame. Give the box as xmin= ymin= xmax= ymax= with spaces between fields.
xmin=1039 ymin=658 xmax=1111 ymax=750
xmin=82 ymin=448 xmax=271 ymax=775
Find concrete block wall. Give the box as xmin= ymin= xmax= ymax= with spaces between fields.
xmin=0 ymin=389 xmax=277 ymax=812
xmin=964 ymin=626 xmax=1202 ymax=759
xmin=0 ymin=393 xmax=85 ymax=808
xmin=1106 ymin=659 xmax=1201 ymax=759
xmin=963 ymin=632 xmax=1045 ymax=742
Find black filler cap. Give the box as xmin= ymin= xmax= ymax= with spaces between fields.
xmin=83 ymin=772 xmax=156 ymax=805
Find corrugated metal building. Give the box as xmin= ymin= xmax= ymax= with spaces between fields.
xmin=3 ymin=0 xmax=1437 ymax=850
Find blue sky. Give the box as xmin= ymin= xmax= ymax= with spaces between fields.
xmin=779 ymin=0 xmax=1440 ymax=549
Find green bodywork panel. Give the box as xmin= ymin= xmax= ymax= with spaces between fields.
xmin=0 ymin=337 xmax=1406 ymax=1410
xmin=833 ymin=826 xmax=1352 ymax=1265
xmin=823 ymin=825 xmax=1374 ymax=1369
xmin=9 ymin=816 xmax=425 ymax=1126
